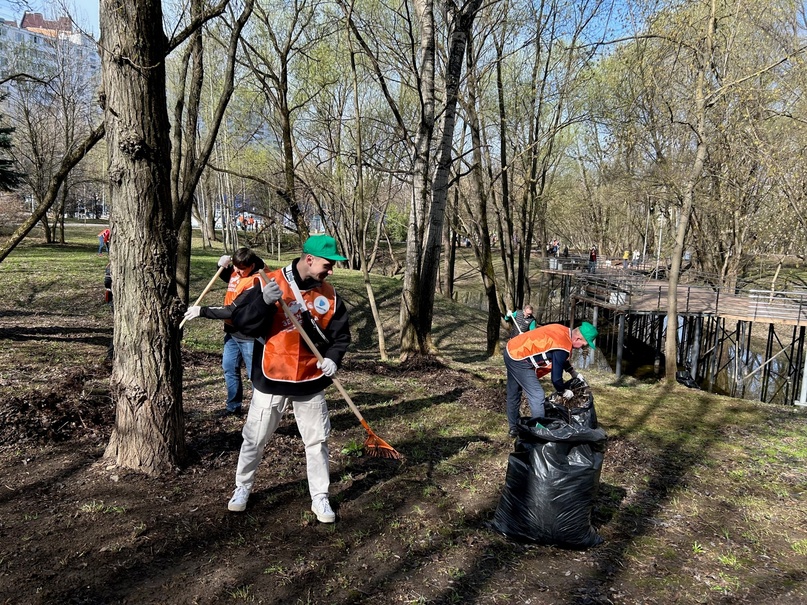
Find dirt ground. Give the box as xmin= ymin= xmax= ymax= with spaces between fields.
xmin=1 ymin=306 xmax=806 ymax=605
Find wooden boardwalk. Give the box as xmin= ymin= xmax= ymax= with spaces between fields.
xmin=546 ymin=267 xmax=807 ymax=327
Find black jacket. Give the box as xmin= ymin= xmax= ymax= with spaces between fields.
xmin=200 ymin=259 xmax=265 ymax=339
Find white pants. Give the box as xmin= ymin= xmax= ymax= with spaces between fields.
xmin=235 ymin=389 xmax=331 ymax=501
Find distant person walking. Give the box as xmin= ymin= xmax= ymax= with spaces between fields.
xmin=588 ymin=246 xmax=597 ymax=273
xmin=97 ymin=228 xmax=110 ymax=255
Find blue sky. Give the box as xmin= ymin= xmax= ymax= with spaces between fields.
xmin=0 ymin=0 xmax=99 ymax=37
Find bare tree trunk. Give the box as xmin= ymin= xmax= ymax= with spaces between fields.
xmin=172 ymin=0 xmax=254 ymax=302
xmin=56 ymin=184 xmax=67 ymax=243
xmin=100 ymin=0 xmax=186 ymax=474
xmin=664 ymin=0 xmax=715 ymax=382
xmin=401 ymin=0 xmax=482 ymax=358
xmin=171 ymin=18 xmax=202 ymax=304
xmin=399 ymin=0 xmax=436 ymax=359
xmin=463 ymin=34 xmax=501 ymax=357
xmin=440 ymin=194 xmax=456 ymax=298
xmin=345 ymin=9 xmax=388 ymax=360
xmin=493 ymin=37 xmax=515 ymax=308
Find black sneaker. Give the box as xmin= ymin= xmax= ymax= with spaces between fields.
xmin=217 ymin=407 xmax=243 ymax=418
xmin=508 ymin=428 xmax=518 ymax=438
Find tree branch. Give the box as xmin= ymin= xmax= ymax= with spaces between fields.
xmin=0 ymin=122 xmax=105 ymax=263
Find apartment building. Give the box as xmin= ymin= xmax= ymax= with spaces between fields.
xmin=0 ymin=12 xmax=99 ymax=78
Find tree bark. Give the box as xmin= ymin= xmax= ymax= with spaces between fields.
xmin=399 ymin=0 xmax=436 ymax=359
xmin=346 ymin=7 xmax=388 ymax=360
xmin=400 ymin=0 xmax=481 ymax=359
xmin=463 ymin=33 xmax=501 ymax=357
xmin=101 ymin=0 xmax=186 ymax=474
xmin=172 ymin=0 xmax=254 ymax=301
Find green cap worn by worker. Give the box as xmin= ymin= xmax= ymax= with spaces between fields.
xmin=578 ymin=321 xmax=597 ymax=349
xmin=303 ymin=235 xmax=347 ymax=262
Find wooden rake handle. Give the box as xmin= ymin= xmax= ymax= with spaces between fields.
xmin=258 ymin=268 xmax=367 ymax=425
xmin=179 ymin=264 xmax=226 ymax=330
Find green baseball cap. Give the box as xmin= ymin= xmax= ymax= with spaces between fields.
xmin=302 ymin=235 xmax=347 ymax=262
xmin=578 ymin=321 xmax=598 ymax=349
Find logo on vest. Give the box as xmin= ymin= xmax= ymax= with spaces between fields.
xmin=313 ymin=296 xmax=330 ymax=315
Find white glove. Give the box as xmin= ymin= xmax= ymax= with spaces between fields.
xmin=183 ymin=306 xmax=201 ymax=321
xmin=262 ymin=279 xmax=282 ymax=305
xmin=561 ymin=389 xmax=574 ymax=400
xmin=574 ymin=372 xmax=586 ymax=384
xmin=218 ymin=255 xmax=231 ymax=268
xmin=317 ymin=358 xmax=337 ymax=377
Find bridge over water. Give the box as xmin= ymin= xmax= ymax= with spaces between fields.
xmin=539 ymin=260 xmax=807 ymax=406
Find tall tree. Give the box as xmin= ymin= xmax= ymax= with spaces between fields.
xmin=100 ymin=0 xmax=233 ymax=473
xmin=237 ymin=0 xmax=323 ymax=244
xmin=170 ymin=0 xmax=253 ymax=301
xmin=100 ymin=0 xmax=187 ymax=473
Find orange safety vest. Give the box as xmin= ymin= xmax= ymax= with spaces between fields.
xmin=223 ymin=270 xmax=264 ymax=327
xmin=259 ymin=266 xmax=337 ymax=384
xmin=506 ymin=323 xmax=573 ymax=366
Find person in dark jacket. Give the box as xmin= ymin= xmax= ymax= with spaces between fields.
xmin=183 ymin=248 xmax=265 ymax=416
xmin=588 ymin=246 xmax=597 ymax=273
xmin=503 ymin=322 xmax=597 ymax=437
xmin=225 ymin=235 xmax=351 ymax=523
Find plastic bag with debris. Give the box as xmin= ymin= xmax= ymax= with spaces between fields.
xmin=489 ymin=389 xmax=606 ymax=549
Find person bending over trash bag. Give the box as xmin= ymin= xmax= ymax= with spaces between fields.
xmin=502 ymin=322 xmax=598 ymax=438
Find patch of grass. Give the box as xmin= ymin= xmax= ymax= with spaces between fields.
xmin=717 ymin=552 xmax=740 ymax=568
xmin=791 ymin=539 xmax=807 ymax=555
xmin=79 ymin=500 xmax=125 ymax=515
xmin=228 ymin=584 xmax=253 ymax=601
xmin=340 ymin=439 xmax=364 ymax=457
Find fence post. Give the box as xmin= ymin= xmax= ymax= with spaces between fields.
xmin=796 ymin=353 xmax=807 ymax=407
xmin=796 ymin=299 xmax=806 ymax=406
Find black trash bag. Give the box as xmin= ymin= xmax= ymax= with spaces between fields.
xmin=545 ymin=379 xmax=598 ymax=429
xmin=676 ymin=370 xmax=699 ymax=389
xmin=489 ymin=415 xmax=607 ymax=549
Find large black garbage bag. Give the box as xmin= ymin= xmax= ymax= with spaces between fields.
xmin=489 ymin=415 xmax=607 ymax=549
xmin=676 ymin=370 xmax=699 ymax=389
xmin=544 ymin=380 xmax=598 ymax=429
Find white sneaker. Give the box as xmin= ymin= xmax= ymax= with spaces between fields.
xmin=228 ymin=485 xmax=250 ymax=512
xmin=311 ymin=496 xmax=335 ymax=523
